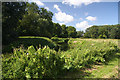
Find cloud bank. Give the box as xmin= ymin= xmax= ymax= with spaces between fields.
xmin=76 ymin=21 xmax=92 ymax=31
xmin=62 ymin=0 xmax=100 ymax=7
xmin=30 ymin=0 xmax=44 ymax=6
xmin=86 ymin=16 xmax=96 ymax=21
xmin=55 ymin=12 xmax=74 ymax=23
xmin=54 ymin=4 xmax=74 ymax=23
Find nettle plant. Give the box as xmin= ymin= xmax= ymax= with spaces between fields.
xmin=2 ymin=46 xmax=64 ymax=79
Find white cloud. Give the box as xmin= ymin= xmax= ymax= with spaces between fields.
xmin=86 ymin=16 xmax=96 ymax=21
xmin=30 ymin=0 xmax=44 ymax=6
xmin=62 ymin=0 xmax=100 ymax=7
xmin=59 ymin=23 xmax=65 ymax=25
xmin=45 ymin=7 xmax=49 ymax=11
xmin=55 ymin=12 xmax=74 ymax=23
xmin=54 ymin=4 xmax=61 ymax=12
xmin=76 ymin=21 xmax=92 ymax=31
xmin=54 ymin=4 xmax=74 ymax=23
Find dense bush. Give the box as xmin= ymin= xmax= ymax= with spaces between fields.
xmin=2 ymin=46 xmax=64 ymax=79
xmin=60 ymin=39 xmax=119 ymax=70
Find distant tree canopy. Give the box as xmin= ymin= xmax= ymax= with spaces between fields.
xmin=76 ymin=31 xmax=84 ymax=38
xmin=84 ymin=24 xmax=120 ymax=39
xmin=2 ymin=2 xmax=120 ymax=45
xmin=66 ymin=26 xmax=77 ymax=38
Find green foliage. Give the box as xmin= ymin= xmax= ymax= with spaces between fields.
xmin=2 ymin=37 xmax=56 ymax=53
xmin=2 ymin=2 xmax=26 ymax=45
xmin=84 ymin=24 xmax=120 ymax=39
xmin=2 ymin=46 xmax=64 ymax=79
xmin=60 ymin=39 xmax=119 ymax=71
xmin=60 ymin=24 xmax=68 ymax=38
xmin=53 ymin=23 xmax=62 ymax=37
xmin=76 ymin=31 xmax=84 ymax=38
xmin=51 ymin=37 xmax=69 ymax=51
xmin=19 ymin=3 xmax=54 ymax=38
xmin=66 ymin=26 xmax=77 ymax=38
xmin=2 ymin=38 xmax=120 ymax=79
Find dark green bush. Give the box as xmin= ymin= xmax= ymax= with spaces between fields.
xmin=2 ymin=37 xmax=56 ymax=53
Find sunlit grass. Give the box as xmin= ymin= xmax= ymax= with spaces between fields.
xmin=85 ymin=56 xmax=118 ymax=78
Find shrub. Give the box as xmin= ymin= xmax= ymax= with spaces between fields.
xmin=2 ymin=46 xmax=64 ymax=79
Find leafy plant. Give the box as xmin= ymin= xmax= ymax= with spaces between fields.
xmin=2 ymin=45 xmax=64 ymax=79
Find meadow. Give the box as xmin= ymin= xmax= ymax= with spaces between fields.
xmin=2 ymin=2 xmax=120 ymax=79
xmin=2 ymin=37 xmax=120 ymax=79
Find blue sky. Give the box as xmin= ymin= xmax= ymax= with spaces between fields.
xmin=30 ymin=0 xmax=118 ymax=31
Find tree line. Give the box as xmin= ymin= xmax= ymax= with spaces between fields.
xmin=2 ymin=2 xmax=120 ymax=45
xmin=84 ymin=24 xmax=120 ymax=39
xmin=2 ymin=2 xmax=78 ymax=45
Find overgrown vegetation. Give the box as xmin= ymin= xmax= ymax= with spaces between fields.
xmin=2 ymin=38 xmax=120 ymax=79
xmin=2 ymin=2 xmax=120 ymax=79
xmin=2 ymin=46 xmax=64 ymax=79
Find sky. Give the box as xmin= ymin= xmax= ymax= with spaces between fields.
xmin=29 ymin=0 xmax=119 ymax=31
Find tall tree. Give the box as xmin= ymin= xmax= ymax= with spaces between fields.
xmin=60 ymin=24 xmax=68 ymax=38
xmin=2 ymin=2 xmax=26 ymax=45
xmin=19 ymin=3 xmax=54 ymax=38
xmin=53 ymin=23 xmax=62 ymax=37
xmin=39 ymin=8 xmax=53 ymax=21
xmin=66 ymin=26 xmax=77 ymax=38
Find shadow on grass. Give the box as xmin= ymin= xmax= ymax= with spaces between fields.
xmin=2 ymin=38 xmax=56 ymax=53
xmin=103 ymin=49 xmax=120 ymax=65
xmin=59 ymin=68 xmax=93 ymax=78
xmin=61 ymin=48 xmax=120 ymax=78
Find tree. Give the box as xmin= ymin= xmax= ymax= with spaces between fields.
xmin=39 ymin=8 xmax=53 ymax=21
xmin=53 ymin=23 xmax=62 ymax=37
xmin=66 ymin=26 xmax=77 ymax=38
xmin=60 ymin=24 xmax=68 ymax=38
xmin=76 ymin=31 xmax=84 ymax=38
xmin=2 ymin=2 xmax=26 ymax=45
xmin=19 ymin=3 xmax=54 ymax=38
xmin=84 ymin=24 xmax=120 ymax=39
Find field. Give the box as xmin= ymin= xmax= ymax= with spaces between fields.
xmin=2 ymin=37 xmax=120 ymax=79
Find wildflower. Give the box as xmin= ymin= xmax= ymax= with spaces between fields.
xmin=27 ymin=53 xmax=29 ymax=55
xmin=73 ymin=41 xmax=77 ymax=43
